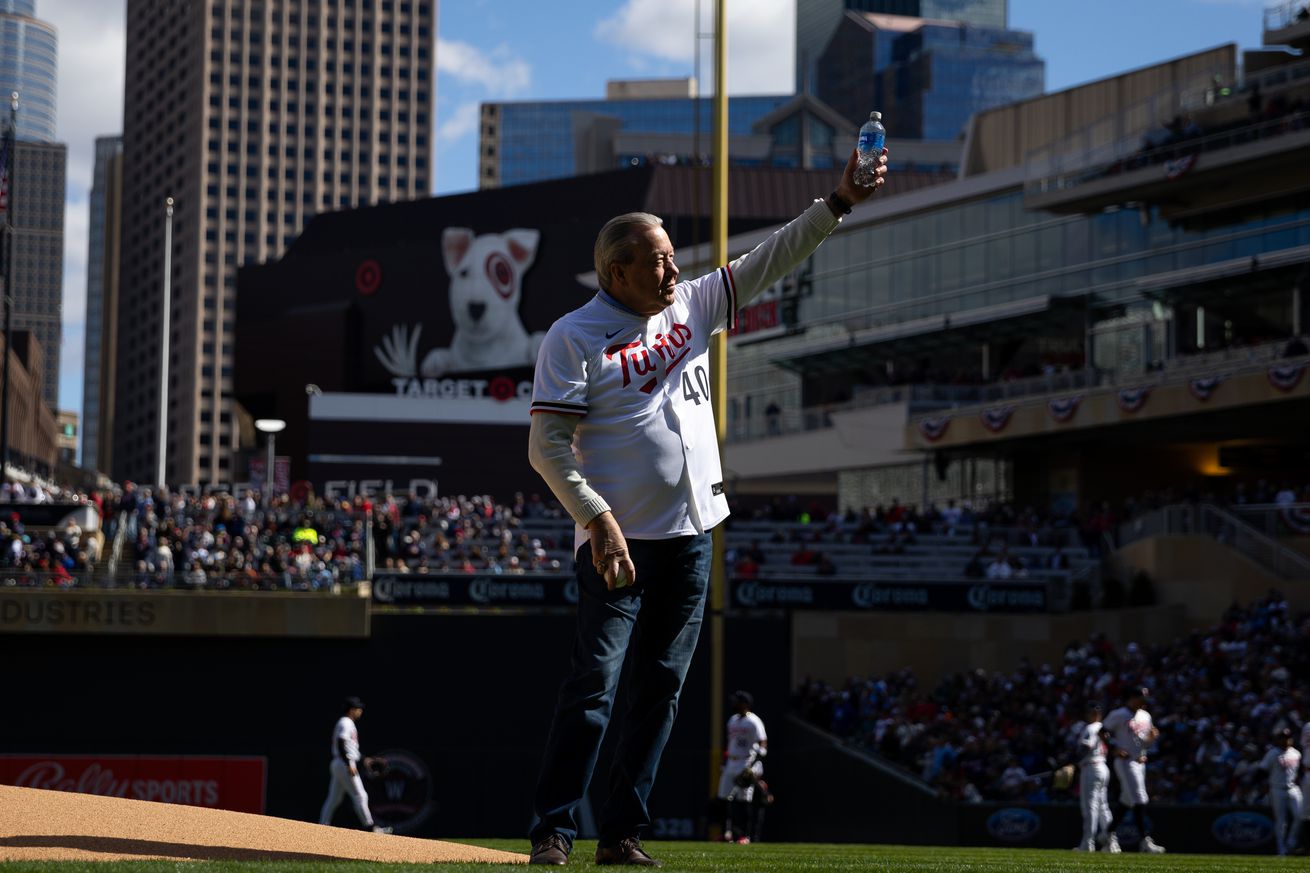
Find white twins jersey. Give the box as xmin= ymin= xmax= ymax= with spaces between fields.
xmin=1103 ymin=707 xmax=1154 ymax=759
xmin=726 ymin=712 xmax=767 ymax=762
xmin=331 ymin=716 xmax=361 ymax=762
xmin=1261 ymin=746 xmax=1302 ymax=792
xmin=1078 ymin=720 xmax=1108 ymax=767
xmin=532 ymin=200 xmax=839 ymax=552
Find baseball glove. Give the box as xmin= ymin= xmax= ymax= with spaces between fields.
xmin=734 ymin=768 xmax=758 ymax=789
xmin=361 ymin=756 xmax=390 ymax=778
xmin=1052 ymin=764 xmax=1075 ymax=791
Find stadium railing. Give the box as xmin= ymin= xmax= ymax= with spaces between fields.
xmin=1118 ymin=502 xmax=1310 ymax=579
xmin=0 ymin=569 xmax=363 ymax=594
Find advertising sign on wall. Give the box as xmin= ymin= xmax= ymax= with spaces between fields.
xmin=237 ymin=170 xmax=660 ymax=496
xmin=728 ymin=578 xmax=1048 ymax=612
xmin=0 ymin=755 xmax=266 ymax=813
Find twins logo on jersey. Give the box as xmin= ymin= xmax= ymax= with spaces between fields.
xmin=604 ymin=322 xmax=694 ymax=394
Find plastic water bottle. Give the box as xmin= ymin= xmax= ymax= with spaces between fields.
xmin=854 ymin=111 xmax=886 ymax=187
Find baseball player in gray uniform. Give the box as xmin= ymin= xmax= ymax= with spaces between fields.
xmin=318 ymin=696 xmax=391 ymax=834
xmin=1261 ymin=728 xmax=1302 ymax=856
xmin=1103 ymin=687 xmax=1164 ymax=853
xmin=1074 ymin=703 xmax=1114 ymax=852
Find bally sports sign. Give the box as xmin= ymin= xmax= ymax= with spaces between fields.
xmin=0 ymin=755 xmax=266 ymax=813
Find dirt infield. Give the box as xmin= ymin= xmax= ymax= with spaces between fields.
xmin=0 ymin=785 xmax=526 ymax=864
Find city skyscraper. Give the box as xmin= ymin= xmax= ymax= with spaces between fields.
xmin=795 ymin=0 xmax=1008 ymax=93
xmin=817 ymin=11 xmax=1043 ymax=139
xmin=113 ymin=0 xmax=435 ymax=487
xmin=0 ymin=0 xmax=56 ymax=141
xmin=0 ymin=0 xmax=64 ymax=410
xmin=81 ymin=135 xmax=123 ymax=476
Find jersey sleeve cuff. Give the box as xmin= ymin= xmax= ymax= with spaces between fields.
xmin=530 ymin=400 xmax=588 ymax=416
xmin=806 ymin=197 xmax=842 ymax=234
xmin=574 ymin=496 xmax=611 ymax=528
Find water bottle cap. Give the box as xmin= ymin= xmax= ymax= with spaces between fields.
xmin=870 ymin=111 xmax=881 ymax=121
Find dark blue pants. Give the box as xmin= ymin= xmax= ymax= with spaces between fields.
xmin=530 ymin=533 xmax=712 ymax=848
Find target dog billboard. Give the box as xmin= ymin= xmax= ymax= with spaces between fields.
xmin=236 ymin=169 xmax=659 ymax=497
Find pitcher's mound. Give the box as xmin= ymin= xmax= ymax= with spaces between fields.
xmin=0 ymin=785 xmax=525 ymax=864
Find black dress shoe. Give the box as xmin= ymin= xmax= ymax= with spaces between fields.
xmin=595 ymin=837 xmax=663 ymax=867
xmin=530 ymin=833 xmax=570 ymax=865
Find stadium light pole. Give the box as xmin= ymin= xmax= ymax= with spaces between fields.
xmin=708 ymin=0 xmax=729 ymax=813
xmin=255 ymin=419 xmax=286 ymax=508
xmin=0 ymin=92 xmax=16 ymax=488
xmin=157 ymin=196 xmax=174 ymax=491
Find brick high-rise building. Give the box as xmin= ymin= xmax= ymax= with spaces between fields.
xmin=113 ymin=0 xmax=434 ymax=486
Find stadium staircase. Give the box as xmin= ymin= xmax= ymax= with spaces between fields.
xmin=1113 ymin=503 xmax=1310 ymax=618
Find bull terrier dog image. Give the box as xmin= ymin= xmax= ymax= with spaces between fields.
xmin=375 ymin=227 xmax=545 ymax=377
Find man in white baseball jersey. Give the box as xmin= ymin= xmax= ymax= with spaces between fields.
xmin=525 ymin=150 xmax=889 ymax=867
xmin=719 ymin=690 xmax=768 ymax=844
xmin=1074 ymin=702 xmax=1113 ymax=852
xmin=1103 ymin=687 xmax=1164 ymax=853
xmin=1261 ymin=728 xmax=1303 ymax=855
xmin=319 ymin=697 xmax=391 ymax=834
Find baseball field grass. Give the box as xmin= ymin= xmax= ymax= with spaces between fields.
xmin=1 ymin=841 xmax=1308 ymax=872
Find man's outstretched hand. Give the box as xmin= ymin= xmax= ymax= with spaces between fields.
xmin=837 ymin=147 xmax=888 ymax=207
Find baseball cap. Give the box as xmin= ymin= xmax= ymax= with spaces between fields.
xmin=344 ymin=696 xmax=365 ymax=710
xmin=730 ymin=690 xmax=754 ymax=708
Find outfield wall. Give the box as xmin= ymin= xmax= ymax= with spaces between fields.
xmin=0 ymin=610 xmax=789 ymax=840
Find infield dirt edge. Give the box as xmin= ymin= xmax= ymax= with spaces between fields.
xmin=0 ymin=784 xmax=526 ymax=864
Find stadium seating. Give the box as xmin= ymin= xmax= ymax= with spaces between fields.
xmin=794 ymin=593 xmax=1305 ymax=806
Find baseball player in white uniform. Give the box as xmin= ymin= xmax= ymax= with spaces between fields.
xmin=525 ymin=150 xmax=889 ymax=867
xmin=1103 ymin=687 xmax=1164 ymax=853
xmin=319 ymin=696 xmax=391 ymax=834
xmin=719 ymin=690 xmax=768 ymax=844
xmin=1074 ymin=703 xmax=1114 ymax=852
xmin=1261 ymin=728 xmax=1302 ymax=856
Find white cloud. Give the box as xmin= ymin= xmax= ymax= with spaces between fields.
xmin=437 ymin=101 xmax=480 ymax=144
xmin=41 ymin=0 xmax=126 ymax=413
xmin=45 ymin=0 xmax=125 ymax=197
xmin=594 ymin=0 xmax=795 ymax=95
xmin=437 ymin=38 xmax=532 ymax=95
xmin=61 ymin=196 xmax=89 ymax=324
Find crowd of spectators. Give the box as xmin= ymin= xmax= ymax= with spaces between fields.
xmin=0 ymin=481 xmax=578 ymax=590
xmin=794 ymin=593 xmax=1307 ymax=806
xmin=4 ymin=470 xmax=1307 ymax=590
xmin=370 ymin=490 xmax=567 ymax=575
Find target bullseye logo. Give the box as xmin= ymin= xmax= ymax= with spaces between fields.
xmin=356 ymin=259 xmax=382 ymax=295
xmin=488 ymin=376 xmax=515 ymax=402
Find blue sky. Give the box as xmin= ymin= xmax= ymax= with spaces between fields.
xmin=45 ymin=0 xmax=1271 ymax=424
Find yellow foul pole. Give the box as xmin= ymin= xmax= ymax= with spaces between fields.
xmin=708 ymin=0 xmax=728 ymax=815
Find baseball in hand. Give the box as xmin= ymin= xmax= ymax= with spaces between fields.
xmin=611 ymin=566 xmax=630 ymax=589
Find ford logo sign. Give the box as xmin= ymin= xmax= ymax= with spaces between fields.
xmin=1211 ymin=811 xmax=1273 ymax=849
xmin=986 ymin=807 xmax=1041 ymax=842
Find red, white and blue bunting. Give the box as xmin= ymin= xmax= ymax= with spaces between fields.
xmin=1188 ymin=374 xmax=1225 ymax=402
xmin=980 ymin=406 xmax=1015 ymax=433
xmin=1116 ymin=387 xmax=1151 ymax=414
xmin=1048 ymin=395 xmax=1083 ymax=423
xmin=1268 ymin=362 xmax=1305 ymax=393
xmin=918 ymin=416 xmax=951 ymax=443
xmin=1164 ymin=153 xmax=1197 ymax=181
xmin=1281 ymin=506 xmax=1310 ymax=534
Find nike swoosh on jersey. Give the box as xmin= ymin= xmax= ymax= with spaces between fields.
xmin=605 ymin=328 xmax=623 ymax=339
